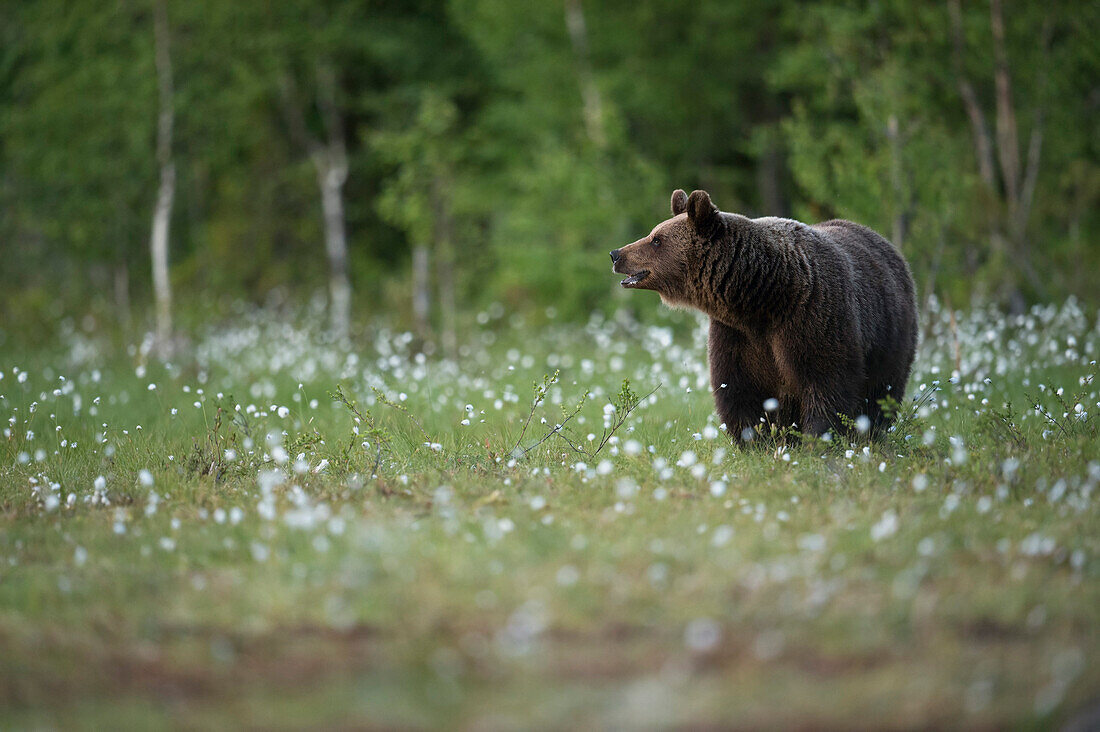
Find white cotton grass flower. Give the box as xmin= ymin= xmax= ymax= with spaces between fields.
xmin=616 ymin=478 xmax=638 ymax=499
xmin=250 ymin=542 xmax=270 ymax=562
xmin=798 ymin=533 xmax=826 ymax=552
xmin=684 ymin=618 xmax=722 ymax=653
xmin=556 ymin=565 xmax=580 ymax=586
xmin=711 ymin=525 xmax=734 ymax=547
xmin=677 ymin=450 xmax=697 ymax=468
xmin=763 ymin=398 xmax=779 ymax=413
xmin=138 ymin=469 xmax=154 ymax=487
xmin=870 ymin=510 xmax=899 ymax=541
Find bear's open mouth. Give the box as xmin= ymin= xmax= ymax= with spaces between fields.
xmin=620 ymin=270 xmax=650 ymax=287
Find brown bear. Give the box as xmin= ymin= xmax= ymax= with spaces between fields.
xmin=611 ymin=189 xmax=918 ymax=441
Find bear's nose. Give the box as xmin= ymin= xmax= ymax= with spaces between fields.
xmin=610 ymin=249 xmax=621 ymax=263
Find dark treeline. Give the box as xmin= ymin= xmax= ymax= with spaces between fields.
xmin=2 ymin=1 xmax=1098 ymax=345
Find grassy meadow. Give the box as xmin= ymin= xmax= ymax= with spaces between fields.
xmin=1 ymin=299 xmax=1098 ymax=729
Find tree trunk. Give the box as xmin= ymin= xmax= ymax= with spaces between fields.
xmin=989 ymin=0 xmax=1020 ymax=210
xmin=279 ymin=66 xmax=353 ymax=339
xmin=755 ymin=126 xmax=786 ymax=216
xmin=564 ymin=0 xmax=605 ymax=148
xmin=948 ymin=0 xmax=1049 ymax=300
xmin=885 ymin=114 xmax=909 ymax=249
xmin=114 ymin=260 xmax=131 ymax=332
xmin=314 ymin=64 xmax=352 ymax=339
xmin=412 ymin=244 xmax=430 ymax=339
xmin=317 ymin=160 xmax=350 ymax=339
xmin=431 ymin=175 xmax=457 ymax=359
xmin=150 ymin=0 xmax=175 ymax=357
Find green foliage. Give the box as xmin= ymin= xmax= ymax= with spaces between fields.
xmin=1 ymin=0 xmax=1098 ymax=336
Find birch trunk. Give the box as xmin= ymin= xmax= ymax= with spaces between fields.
xmin=564 ymin=0 xmax=605 ymax=148
xmin=114 ymin=261 xmax=131 ymax=332
xmin=412 ymin=244 xmax=430 ymax=339
xmin=948 ymin=0 xmax=1049 ymax=299
xmin=280 ymin=66 xmax=354 ymax=339
xmin=317 ymin=160 xmax=350 ymax=339
xmin=885 ymin=114 xmax=909 ymax=250
xmin=755 ymin=131 xmax=785 ymax=216
xmin=150 ymin=0 xmax=175 ymax=357
xmin=314 ymin=65 xmax=352 ymax=340
xmin=431 ymin=175 xmax=456 ymax=359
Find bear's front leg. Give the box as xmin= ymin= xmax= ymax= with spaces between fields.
xmin=709 ymin=319 xmax=769 ymax=442
xmin=774 ymin=326 xmax=864 ymax=439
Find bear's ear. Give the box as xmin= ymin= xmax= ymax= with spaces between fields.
xmin=671 ymin=189 xmax=688 ymax=216
xmin=687 ymin=189 xmax=720 ymax=237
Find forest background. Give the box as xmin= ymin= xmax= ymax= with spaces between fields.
xmin=3 ymin=0 xmax=1098 ymax=349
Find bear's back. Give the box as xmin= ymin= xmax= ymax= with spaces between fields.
xmin=810 ymin=219 xmax=918 ymax=373
xmin=810 ymin=219 xmax=915 ymax=308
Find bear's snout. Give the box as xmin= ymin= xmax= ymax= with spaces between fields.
xmin=610 ymin=249 xmax=621 ymax=264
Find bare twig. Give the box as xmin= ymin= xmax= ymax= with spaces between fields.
xmin=516 ymin=379 xmax=659 ymax=460
xmin=590 ymin=383 xmax=660 ymax=455
xmin=519 ymin=411 xmax=582 ymax=457
xmin=508 ymin=371 xmax=560 ymax=456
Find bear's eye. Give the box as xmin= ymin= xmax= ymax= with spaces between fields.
xmin=651 ymin=235 xmax=661 ymax=247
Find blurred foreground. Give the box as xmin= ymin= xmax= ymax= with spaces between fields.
xmin=1 ymin=300 xmax=1098 ymax=727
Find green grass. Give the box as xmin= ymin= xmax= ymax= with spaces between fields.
xmin=2 ymin=300 xmax=1098 ymax=729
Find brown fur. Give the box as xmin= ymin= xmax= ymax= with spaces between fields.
xmin=611 ymin=189 xmax=918 ymax=440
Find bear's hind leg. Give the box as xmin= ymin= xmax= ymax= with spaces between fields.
xmin=864 ymin=372 xmax=910 ymax=435
xmin=800 ymin=386 xmax=860 ymax=439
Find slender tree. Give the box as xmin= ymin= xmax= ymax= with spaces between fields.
xmin=563 ymin=0 xmax=605 ymax=149
xmin=374 ymin=92 xmax=462 ymax=356
xmin=948 ymin=0 xmax=1051 ymax=301
xmin=279 ymin=65 xmax=352 ymax=339
xmin=150 ymin=0 xmax=176 ymax=355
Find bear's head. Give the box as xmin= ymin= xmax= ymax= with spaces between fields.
xmin=610 ymin=189 xmax=721 ymax=307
